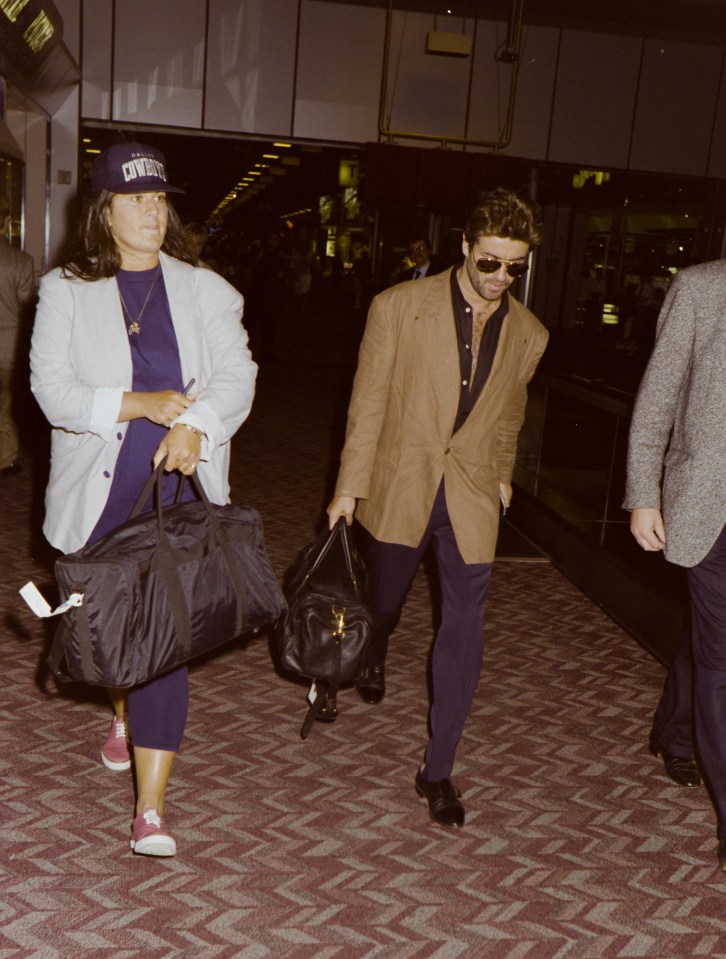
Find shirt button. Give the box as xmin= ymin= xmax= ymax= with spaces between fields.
xmin=444 ymin=448 xmax=450 ymax=454
xmin=116 ymin=432 xmax=123 ymax=440
xmin=462 ymin=379 xmax=468 ymax=386
xmin=465 ymin=307 xmax=471 ymax=313
xmin=465 ymin=344 xmax=470 ymax=350
xmin=103 ymin=470 xmax=111 ymax=478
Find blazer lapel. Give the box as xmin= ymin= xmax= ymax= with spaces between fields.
xmin=160 ymin=253 xmax=198 ymax=358
xmin=86 ymin=277 xmax=133 ymax=385
xmin=413 ymin=271 xmax=460 ymax=430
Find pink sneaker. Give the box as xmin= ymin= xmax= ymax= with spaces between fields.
xmin=101 ymin=716 xmax=131 ymax=771
xmin=130 ymin=808 xmax=176 ymax=857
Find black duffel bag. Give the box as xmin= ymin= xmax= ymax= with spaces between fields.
xmin=276 ymin=518 xmax=372 ymax=737
xmin=47 ymin=461 xmax=286 ymax=688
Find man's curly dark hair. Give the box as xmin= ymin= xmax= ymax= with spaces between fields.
xmin=464 ymin=188 xmax=543 ymax=248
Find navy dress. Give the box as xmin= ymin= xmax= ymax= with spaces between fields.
xmin=89 ymin=266 xmax=191 ymax=752
xmin=90 ymin=267 xmax=193 ymax=541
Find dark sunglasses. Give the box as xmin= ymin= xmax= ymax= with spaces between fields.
xmin=474 ymin=255 xmax=529 ymax=278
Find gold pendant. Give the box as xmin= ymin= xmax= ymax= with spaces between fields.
xmin=128 ymin=321 xmax=141 ymax=336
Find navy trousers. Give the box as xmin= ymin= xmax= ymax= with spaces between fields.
xmin=686 ymin=522 xmax=726 ymax=831
xmin=655 ymin=521 xmax=726 ymax=831
xmin=652 ymin=627 xmax=693 ymax=759
xmin=361 ymin=481 xmax=492 ymax=781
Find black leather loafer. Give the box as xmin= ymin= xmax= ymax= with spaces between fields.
xmin=414 ymin=768 xmax=465 ymax=827
xmin=649 ymin=731 xmax=701 ymax=787
xmin=355 ymin=666 xmax=385 ymax=704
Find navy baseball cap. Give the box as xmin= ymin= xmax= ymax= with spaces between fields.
xmin=91 ymin=142 xmax=185 ymax=195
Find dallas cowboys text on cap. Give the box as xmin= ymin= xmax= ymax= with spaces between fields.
xmin=91 ymin=142 xmax=185 ymax=195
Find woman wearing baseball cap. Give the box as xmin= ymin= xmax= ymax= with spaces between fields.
xmin=30 ymin=142 xmax=257 ymax=856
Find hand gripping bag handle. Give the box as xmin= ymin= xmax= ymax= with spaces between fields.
xmin=300 ymin=517 xmax=359 ymax=593
xmin=131 ymin=459 xmax=250 ymax=660
xmin=48 ymin=459 xmax=251 ymax=685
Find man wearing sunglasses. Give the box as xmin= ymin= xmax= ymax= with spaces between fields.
xmin=328 ymin=188 xmax=548 ymax=828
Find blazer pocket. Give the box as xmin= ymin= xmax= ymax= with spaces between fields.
xmin=52 ymin=428 xmax=98 ymax=460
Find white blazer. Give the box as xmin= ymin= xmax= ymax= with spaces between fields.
xmin=30 ymin=252 xmax=257 ymax=553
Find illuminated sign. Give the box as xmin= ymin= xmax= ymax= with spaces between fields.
xmin=0 ymin=0 xmax=62 ymax=77
xmin=339 ymin=160 xmax=359 ymax=187
xmin=572 ymin=170 xmax=611 ymax=189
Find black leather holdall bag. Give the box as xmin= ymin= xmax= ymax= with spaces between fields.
xmin=47 ymin=461 xmax=286 ymax=688
xmin=276 ymin=518 xmax=372 ymax=737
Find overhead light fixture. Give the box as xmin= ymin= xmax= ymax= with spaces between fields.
xmin=425 ymin=31 xmax=471 ymax=57
xmin=426 ymin=12 xmax=471 ymax=58
xmin=273 ymin=142 xmax=292 ymax=149
xmin=262 ymin=154 xmax=279 ymax=160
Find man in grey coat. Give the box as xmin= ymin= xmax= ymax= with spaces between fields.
xmin=624 ymin=259 xmax=726 ymax=870
xmin=0 ymin=195 xmax=36 ymax=476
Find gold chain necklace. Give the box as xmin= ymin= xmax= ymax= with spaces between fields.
xmin=118 ymin=266 xmax=160 ymax=336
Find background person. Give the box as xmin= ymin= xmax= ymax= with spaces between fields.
xmin=246 ymin=231 xmax=292 ymax=361
xmin=183 ymin=221 xmax=211 ymax=268
xmin=624 ymin=257 xmax=726 ymax=870
xmin=328 ymin=189 xmax=548 ymax=828
xmin=30 ymin=142 xmax=257 ymax=857
xmin=0 ymin=195 xmax=36 ymax=477
xmin=395 ymin=236 xmax=444 ymax=284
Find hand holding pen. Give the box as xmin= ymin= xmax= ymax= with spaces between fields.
xmin=152 ymin=376 xmax=202 ymax=472
xmin=144 ymin=378 xmax=197 ymax=428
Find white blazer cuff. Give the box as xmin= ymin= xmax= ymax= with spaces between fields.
xmin=174 ymin=410 xmax=218 ymax=461
xmin=90 ymin=387 xmax=124 ymax=440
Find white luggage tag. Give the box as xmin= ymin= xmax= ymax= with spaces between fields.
xmin=19 ymin=582 xmax=84 ymax=618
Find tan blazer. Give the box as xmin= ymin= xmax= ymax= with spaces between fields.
xmin=335 ymin=267 xmax=548 ymax=564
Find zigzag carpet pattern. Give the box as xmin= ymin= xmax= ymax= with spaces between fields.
xmin=2 ymin=301 xmax=725 ymax=958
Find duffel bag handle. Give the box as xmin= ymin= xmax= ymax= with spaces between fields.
xmin=129 ymin=457 xmax=252 ymax=651
xmin=129 ymin=456 xmax=222 ymax=537
xmin=303 ymin=517 xmax=359 ymax=590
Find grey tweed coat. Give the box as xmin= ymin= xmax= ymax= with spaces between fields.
xmin=623 ymin=259 xmax=726 ymax=568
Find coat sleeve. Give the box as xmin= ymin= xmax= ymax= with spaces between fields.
xmin=14 ymin=251 xmax=36 ymax=307
xmin=334 ymin=292 xmax=397 ymax=499
xmin=172 ymin=268 xmax=257 ymax=457
xmin=30 ymin=271 xmax=126 ymax=441
xmin=623 ymin=273 xmax=695 ymax=510
xmin=495 ymin=322 xmax=548 ymax=485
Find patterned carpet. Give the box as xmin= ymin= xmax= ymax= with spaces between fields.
xmin=2 ymin=298 xmax=726 ymax=959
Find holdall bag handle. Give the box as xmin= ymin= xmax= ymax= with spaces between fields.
xmin=131 ymin=458 xmax=251 ymax=650
xmin=303 ymin=517 xmax=358 ymax=588
xmin=129 ymin=456 xmax=221 ymax=534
